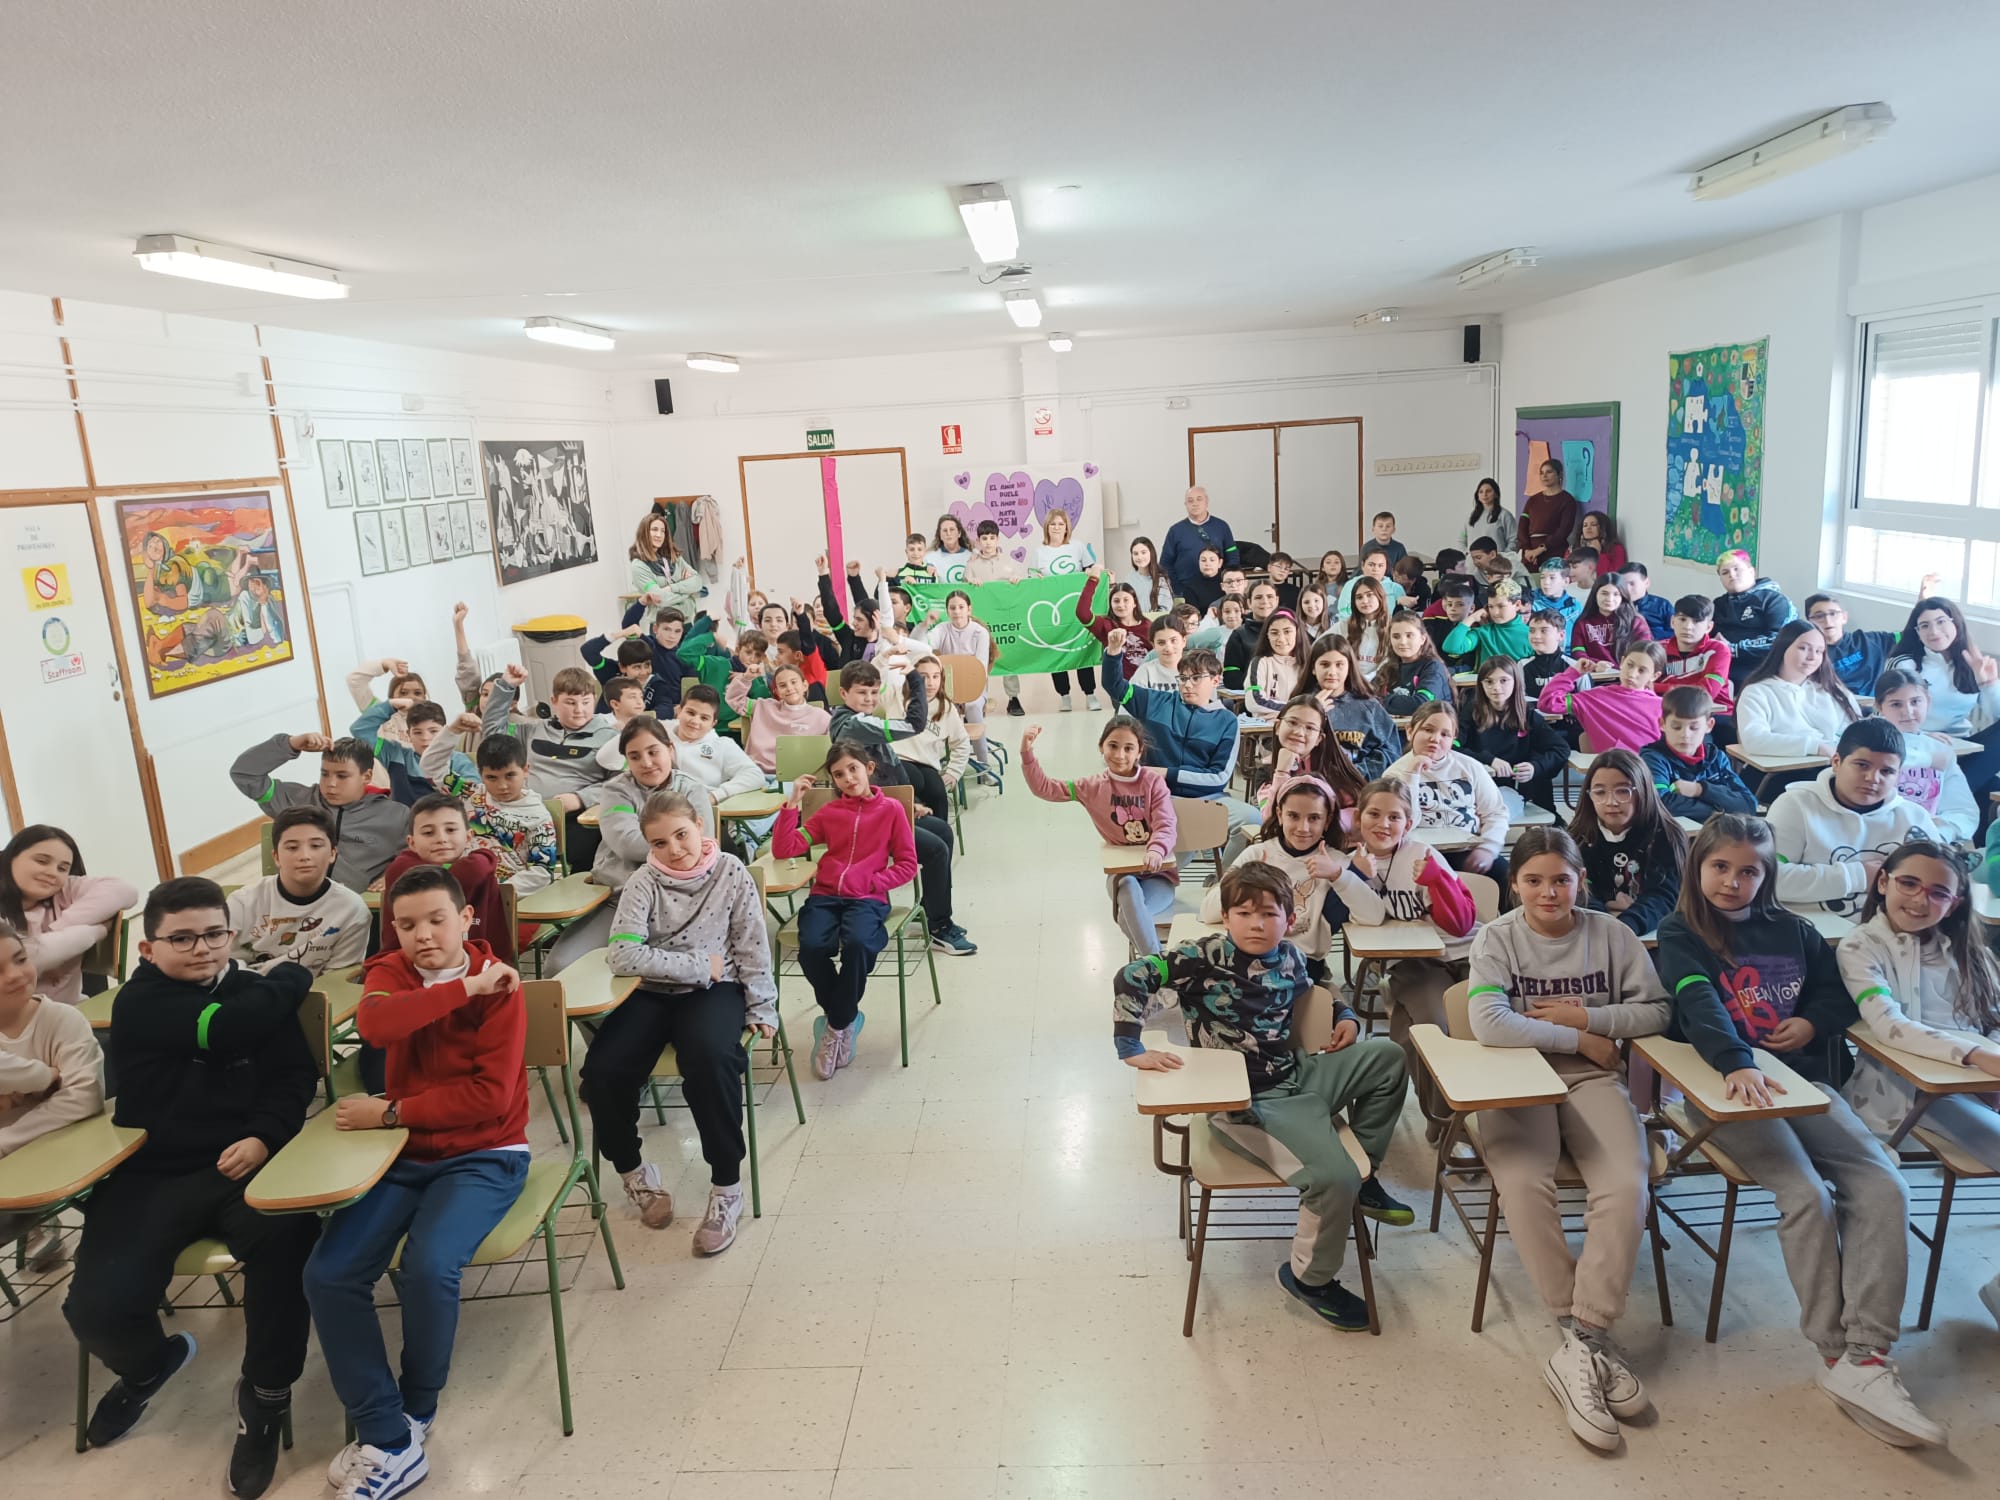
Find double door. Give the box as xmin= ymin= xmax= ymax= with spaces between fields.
xmin=1188 ymin=418 xmax=1362 ymax=554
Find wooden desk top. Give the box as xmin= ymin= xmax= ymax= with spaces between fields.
xmin=79 ymin=986 xmax=116 ymax=1032
xmin=1407 ymin=1023 xmax=1567 ymax=1111
xmin=1343 ymin=921 xmax=1445 ymax=958
xmin=752 ymin=850 xmax=820 ymax=896
xmin=1131 ymin=1029 xmax=1252 ymax=1116
xmin=1726 ymin=743 xmax=1829 ymax=774
xmin=1781 ymin=905 xmax=1856 ymax=943
xmin=314 ymin=966 xmax=367 ymax=1028
xmin=245 ymin=1108 xmax=408 ymax=1215
xmin=0 ymin=1115 xmax=146 ymax=1211
xmin=1848 ymin=1021 xmax=1997 ymax=1093
xmin=718 ymin=789 xmax=786 ymax=819
xmin=1102 ymin=843 xmax=1155 ymax=873
xmin=1630 ymin=1036 xmax=1829 ymax=1121
xmin=516 ymin=872 xmax=610 ymax=922
xmin=556 ymin=947 xmax=640 ymax=1018
xmin=577 ymin=805 xmax=602 ymax=827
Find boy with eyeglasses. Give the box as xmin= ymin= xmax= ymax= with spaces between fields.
xmin=65 ymin=876 xmax=319 ymax=1498
xmin=1803 ymin=590 xmax=1909 ymax=699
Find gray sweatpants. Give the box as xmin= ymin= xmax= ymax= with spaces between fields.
xmin=1697 ymin=1086 xmax=1909 ymax=1358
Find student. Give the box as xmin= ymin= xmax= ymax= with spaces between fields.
xmin=895 ymin=655 xmax=973 ymax=810
xmin=1531 ymin=557 xmax=1582 ymax=645
xmin=355 ymin=699 xmax=477 ymax=806
xmin=1768 ymin=718 xmax=1939 ymax=916
xmin=1440 ymin=580 xmax=1530 ymax=666
xmin=1386 ymin=701 xmax=1509 ymax=878
xmin=1246 ymin=609 xmax=1308 ymax=716
xmin=774 ymin=744 xmax=919 ymax=1078
xmin=1335 ymin=547 xmax=1406 ymax=619
xmin=1540 ymin=642 xmax=1668 ymax=754
xmin=1565 ymin=546 xmax=1601 ymax=606
xmin=1736 ymin=621 xmax=1860 ymax=761
xmin=1466 ymin=827 xmax=1669 ymax=1452
xmin=1891 ymin=591 xmax=2000 ymax=796
xmin=592 ymin=789 xmax=776 ymax=1250
xmin=227 ymin=808 xmax=369 ymax=977
xmin=1317 ymin=549 xmax=1350 ymax=594
xmin=0 ymin=920 xmax=105 ymax=1269
xmin=64 ymin=877 xmax=319 ymax=1495
xmin=1571 ymin=578 xmax=1652 ymax=669
xmin=1642 ymin=686 xmax=1757 ymax=825
xmin=1838 ymin=840 xmax=2000 ymax=1322
xmin=587 ymin=716 xmax=720 ymax=895
xmin=1201 ymin=778 xmax=1349 ymax=979
xmin=1022 ymin=718 xmax=1178 ymax=954
xmin=1186 ymin=592 xmax=1240 ymax=655
xmin=815 ymin=559 xmax=884 ymax=671
xmin=961 ymin=525 xmax=1028 ymax=712
xmin=1267 ymin=551 xmax=1302 ymax=612
xmin=665 ymin=685 xmax=765 ymax=802
xmin=1101 ymin=636 xmax=1261 ymax=865
xmin=1180 ymin=545 xmax=1227 ymax=618
xmin=1804 ymin=591 xmax=1900 ymax=698
xmin=1519 ymin=458 xmax=1580 ymax=569
xmin=379 ymin=795 xmax=512 ymax=963
xmin=1468 ymin=536 xmax=1525 ymax=597
xmin=925 ymin=589 xmax=1000 ymax=749
xmin=1463 ymin=476 xmax=1516 ymax=554
xmin=1660 ymin=595 xmax=1735 ymax=715
xmin=895 ymin=532 xmax=939 ymax=587
xmin=633 ymin=608 xmax=715 ymax=708
xmin=599 ymin=678 xmax=649 ymax=744
xmin=1253 ymin=694 xmax=1367 ymax=819
xmin=1294 ymin=584 xmax=1333 ymax=644
xmin=307 ymin=865 xmax=529 ymax=1500
xmin=1131 ymin=613 xmax=1186 ymax=691
xmin=1115 ymin=861 xmax=1410 ymax=1330
xmin=1465 ymin=656 xmax=1567 ymax=816
xmin=1343 ymin=577 xmax=1390 ymax=682
xmin=1617 ymin=563 xmax=1673 ymax=638
xmin=1568 ymin=750 xmax=1688 ymax=936
xmin=1424 ymin=579 xmax=1479 ymax=672
xmin=345 ymin=658 xmax=429 ymax=754
xmin=232 ymin=732 xmax=408 ymax=893
xmin=1658 ymin=814 xmax=1939 ymax=1447
xmin=1077 ymin=566 xmax=1153 ymax=678
xmin=1378 ymin=611 xmax=1452 ymax=717
xmin=1391 ymin=555 xmax=1430 ymax=615
xmin=480 ymin=663 xmax=616 ymax=871
xmin=1872 ymin=668 xmax=1977 ymax=842
xmin=1712 ymin=549 xmax=1797 ymax=684
xmin=1520 ymin=611 xmax=1573 ymax=705
xmin=1368 ymin=511 xmax=1408 ymax=569
xmin=1127 ymin=535 xmax=1175 ymax=615
xmin=927 ymin=513 xmax=974 ymax=583
xmin=1578 ymin=512 xmax=1626 ymax=575
xmin=421 ymin=724 xmax=558 ymax=894
xmin=738 ymin=663 xmax=833 ymax=778
xmin=0 ymin=825 xmax=135 ymax=1008
xmin=1223 ymin=580 xmax=1282 ymax=691
xmin=581 ymin=628 xmax=676 ymax=716
xmin=1306 ymin=636 xmax=1402 ymax=780
xmin=1218 ymin=567 xmax=1253 ymax=610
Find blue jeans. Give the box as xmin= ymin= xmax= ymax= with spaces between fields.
xmin=1110 ymin=873 xmax=1176 ymax=955
xmin=796 ymin=895 xmax=889 ymax=1028
xmin=304 ymin=1150 xmax=530 ymax=1448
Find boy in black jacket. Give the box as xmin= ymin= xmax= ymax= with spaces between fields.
xmin=1640 ymin=687 xmax=1756 ymax=823
xmin=64 ymin=877 xmax=319 ymax=1497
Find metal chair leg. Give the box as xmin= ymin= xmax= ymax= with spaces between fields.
xmin=538 ymin=1066 xmax=570 ymax=1144
xmin=1182 ymin=1188 xmax=1213 ymax=1337
xmin=1351 ymin=1203 xmax=1381 ymax=1336
xmin=1917 ymin=1170 xmax=1956 ymax=1332
xmin=776 ymin=1014 xmax=805 ymax=1125
xmin=1647 ymin=1190 xmax=1673 ymax=1327
xmin=1470 ymin=1187 xmax=1500 ymax=1333
xmin=539 ymin=1220 xmax=574 ymax=1436
xmin=745 ymin=1051 xmax=762 ymax=1220
xmin=1705 ymin=1181 xmax=1739 ymax=1343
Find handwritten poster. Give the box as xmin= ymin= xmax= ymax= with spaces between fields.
xmin=1665 ymin=339 xmax=1767 ymax=566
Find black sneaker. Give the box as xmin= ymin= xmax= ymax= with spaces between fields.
xmin=1358 ymin=1177 xmax=1415 ymax=1227
xmin=86 ymin=1330 xmax=196 ymax=1447
xmin=1006 ymin=697 xmax=1025 ymax=717
xmin=1277 ymin=1264 xmax=1371 ymax=1332
xmin=228 ymin=1379 xmax=288 ymax=1498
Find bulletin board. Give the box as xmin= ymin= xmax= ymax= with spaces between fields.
xmin=1665 ymin=339 xmax=1768 ymax=566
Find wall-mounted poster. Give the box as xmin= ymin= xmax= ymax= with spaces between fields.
xmin=355 ymin=511 xmax=385 ymax=575
xmin=481 ymin=439 xmax=598 ymax=585
xmin=451 ymin=438 xmax=478 ymax=496
xmin=1666 ymin=338 xmax=1768 ymax=566
xmin=381 ymin=509 xmax=411 ymax=572
xmin=931 ymin=462 xmax=1102 ymax=580
xmin=404 ymin=502 xmax=432 ymax=566
xmin=427 ymin=439 xmax=455 ymax=499
xmin=448 ymin=500 xmax=474 ymax=556
xmin=376 ymin=439 xmax=407 ymax=502
xmin=116 ymin=490 xmax=294 ymax=697
xmin=317 ymin=439 xmax=354 ymax=508
xmin=425 ymin=503 xmax=454 ymax=561
xmin=1514 ymin=403 xmax=1619 ymax=535
xmin=402 ymin=439 xmax=431 ymax=501
xmin=348 ymin=440 xmax=381 ymax=507
xmin=467 ymin=503 xmax=492 ymax=553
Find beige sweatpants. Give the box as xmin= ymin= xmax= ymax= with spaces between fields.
xmin=1477 ymin=1054 xmax=1650 ymax=1329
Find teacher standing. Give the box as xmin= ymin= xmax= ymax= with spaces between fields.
xmin=1517 ymin=458 xmax=1580 ymax=570
xmin=1160 ymin=486 xmax=1240 ymax=600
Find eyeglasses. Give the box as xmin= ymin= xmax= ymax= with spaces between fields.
xmin=1589 ymin=786 xmax=1636 ymax=802
xmin=1889 ymin=873 xmax=1958 ymax=908
xmin=1177 ymin=671 xmax=1216 ymax=683
xmin=1806 ymin=608 xmax=1845 ymax=623
xmin=157 ymin=927 xmax=233 ymax=953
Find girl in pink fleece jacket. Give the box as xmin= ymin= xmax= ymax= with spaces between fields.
xmin=1020 ymin=717 xmax=1178 ymax=955
xmin=0 ymin=826 xmax=137 ymax=1007
xmin=1537 ymin=641 xmax=1666 ymax=754
xmin=772 ymin=743 xmax=919 ymax=1079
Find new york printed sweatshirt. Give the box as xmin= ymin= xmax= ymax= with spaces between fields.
xmin=1466 ymin=907 xmax=1670 ymax=1052
xmin=1656 ymin=907 xmax=1857 ymax=1086
xmin=1329 ymin=840 xmax=1479 ymax=960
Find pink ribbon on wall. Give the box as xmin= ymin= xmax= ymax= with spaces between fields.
xmin=820 ymin=456 xmax=846 ymax=603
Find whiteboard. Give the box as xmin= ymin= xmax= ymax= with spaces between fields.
xmin=741 ymin=451 xmax=909 ymax=601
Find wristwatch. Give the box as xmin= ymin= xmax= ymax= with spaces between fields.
xmin=382 ymin=1099 xmax=400 ymax=1129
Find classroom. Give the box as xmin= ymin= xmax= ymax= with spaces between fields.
xmin=3 ymin=4 xmax=2000 ymax=1497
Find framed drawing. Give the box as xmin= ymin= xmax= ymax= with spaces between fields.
xmin=404 ymin=502 xmax=432 ymax=566
xmin=355 ymin=511 xmax=385 ymax=575
xmin=467 ymin=503 xmax=492 ymax=553
xmin=380 ymin=509 xmax=410 ymax=572
xmin=115 ymin=490 xmax=296 ymax=698
xmin=480 ymin=438 xmax=598 ymax=585
xmin=376 ymin=439 xmax=407 ymax=501
xmin=402 ymin=438 xmax=431 ymax=501
xmin=451 ymin=437 xmax=478 ymax=496
xmin=427 ymin=439 xmax=455 ymax=499
xmin=425 ymin=502 xmax=455 ymax=560
xmin=317 ymin=439 xmax=354 ymax=508
xmin=448 ymin=500 xmax=474 ymax=556
xmin=1666 ymin=339 xmax=1768 ymax=566
xmin=347 ymin=440 xmax=381 ymax=507
xmin=1514 ymin=403 xmax=1619 ymax=532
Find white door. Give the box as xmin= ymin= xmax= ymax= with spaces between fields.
xmin=0 ymin=504 xmax=159 ymax=891
xmin=1191 ymin=428 xmax=1277 ymax=553
xmin=1276 ymin=421 xmax=1362 ymax=557
xmin=742 ymin=457 xmax=830 ymax=604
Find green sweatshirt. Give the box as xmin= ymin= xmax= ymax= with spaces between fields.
xmin=1441 ymin=614 xmax=1531 ymax=665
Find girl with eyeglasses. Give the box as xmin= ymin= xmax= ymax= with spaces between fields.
xmin=1565 ymin=750 xmax=1689 ymax=937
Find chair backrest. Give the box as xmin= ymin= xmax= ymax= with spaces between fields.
xmin=800 ymin=784 xmax=916 ymax=826
xmin=775 ymin=734 xmax=832 ymax=784
xmin=1171 ymin=796 xmax=1229 ymax=856
xmin=521 ymin=979 xmax=569 ymax=1068
xmin=1458 ymin=870 xmax=1502 ymax=922
xmin=935 ymin=652 xmax=988 ymax=706
xmin=299 ymin=988 xmax=332 ymax=1079
xmin=81 ymin=912 xmax=128 ymax=983
xmin=1577 ymin=732 xmax=1601 ymax=756
xmin=544 ymin=797 xmax=571 ymax=872
xmin=1290 ymin=985 xmax=1336 ymax=1052
xmin=1444 ymin=979 xmax=1471 ymax=1038
xmin=259 ymin=821 xmax=276 ymax=876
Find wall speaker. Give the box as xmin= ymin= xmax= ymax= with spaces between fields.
xmin=1462 ymin=324 xmax=1481 ymax=364
xmin=654 ymin=378 xmax=674 ymax=415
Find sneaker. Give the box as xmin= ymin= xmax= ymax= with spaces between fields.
xmin=228 ymin=1380 xmax=288 ymax=1499
xmin=1006 ymin=697 xmax=1025 ymax=717
xmin=693 ymin=1185 xmax=745 ymax=1256
xmin=832 ymin=1020 xmax=859 ymax=1071
xmin=1276 ymin=1263 xmax=1371 ymax=1332
xmin=86 ymin=1330 xmax=195 ymax=1447
xmin=1085 ymin=694 xmax=1102 ymax=711
xmin=332 ymin=1420 xmax=429 ymax=1500
xmin=1578 ymin=1331 xmax=1648 ymax=1421
xmin=931 ymin=923 xmax=977 ymax=957
xmin=1544 ymin=1327 xmax=1620 ymax=1451
xmin=1980 ymin=1272 xmax=2000 ymax=1332
xmin=1059 ymin=695 xmax=1074 ymax=712
xmin=813 ymin=1014 xmax=863 ymax=1077
xmin=24 ymin=1222 xmax=67 ymax=1272
xmin=1356 ymin=1178 xmax=1415 ymax=1227
xmin=619 ymin=1162 xmax=675 ymax=1229
xmin=1818 ymin=1350 xmax=1946 ymax=1448
xmin=407 ymin=1411 xmax=436 ymax=1442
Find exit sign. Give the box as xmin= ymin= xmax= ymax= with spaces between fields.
xmin=806 ymin=428 xmax=835 ymax=452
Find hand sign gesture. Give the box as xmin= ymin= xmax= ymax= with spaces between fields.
xmin=1969 ymin=643 xmax=2000 ymax=688
xmin=786 ymin=774 xmax=814 ymax=809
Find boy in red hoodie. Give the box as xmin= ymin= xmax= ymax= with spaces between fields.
xmin=375 ymin=793 xmax=513 ymax=963
xmin=303 ymin=865 xmax=528 ymax=1500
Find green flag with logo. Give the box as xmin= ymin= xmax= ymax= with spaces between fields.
xmin=904 ymin=576 xmax=1099 ymax=674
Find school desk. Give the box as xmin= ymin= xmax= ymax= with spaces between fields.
xmin=1846 ymin=1020 xmax=1997 ymax=1148
xmin=717 ymin=789 xmax=786 ymax=819
xmin=1165 ymin=913 xmax=1224 ymax=946
xmin=1130 ymin=1028 xmax=1251 ymax=1116
xmin=0 ymin=1115 xmax=146 ymax=1214
xmin=245 ymin=1107 xmax=409 ymax=1216
xmin=1629 ymin=1036 xmax=1827 ymax=1172
xmin=1406 ymin=1023 xmax=1567 ymax=1113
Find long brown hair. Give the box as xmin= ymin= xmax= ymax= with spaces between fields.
xmin=631 ymin=511 xmax=677 ymax=565
xmin=1306 ymin=634 xmax=1376 ymax=701
xmin=1266 ymin=694 xmax=1367 ymax=810
xmin=1471 ymin=656 xmax=1529 ymax=734
xmin=1344 ymin=577 xmax=1388 ymax=654
xmin=1860 ymin=841 xmax=2000 ymax=1034
xmin=1567 ymin=748 xmax=1688 ymax=864
xmin=1675 ymin=813 xmax=1783 ymax=964
xmin=1742 ymin=621 xmax=1859 ymax=720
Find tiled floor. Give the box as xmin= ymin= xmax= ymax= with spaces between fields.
xmin=6 ymin=708 xmax=2000 ymax=1497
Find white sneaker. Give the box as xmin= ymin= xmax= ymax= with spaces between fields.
xmin=1084 ymin=694 xmax=1102 ymax=711
xmin=23 ymin=1223 xmax=67 ymax=1272
xmin=1543 ymin=1328 xmax=1619 ymax=1451
xmin=1980 ymin=1273 xmax=2000 ymax=1332
xmin=831 ymin=1020 xmax=860 ymax=1072
xmin=333 ymin=1419 xmax=430 ymax=1499
xmin=1589 ymin=1340 xmax=1648 ymax=1421
xmin=1058 ymin=695 xmax=1074 ymax=712
xmin=620 ymin=1162 xmax=675 ymax=1229
xmin=1818 ymin=1351 xmax=1946 ymax=1448
xmin=692 ymin=1185 xmax=744 ymax=1256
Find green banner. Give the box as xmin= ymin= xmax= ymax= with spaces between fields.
xmin=905 ymin=575 xmax=1098 ymax=674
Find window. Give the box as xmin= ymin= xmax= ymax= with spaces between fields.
xmin=1843 ymin=302 xmax=2000 ymax=609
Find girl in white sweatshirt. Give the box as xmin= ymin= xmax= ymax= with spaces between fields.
xmin=1872 ymin=668 xmax=1978 ymax=842
xmin=1839 ymin=840 xmax=2000 ymax=1325
xmin=1199 ymin=778 xmax=1344 ymax=976
xmin=1386 ymin=700 xmax=1510 ymax=879
xmin=1735 ymin=621 xmax=1859 ymax=761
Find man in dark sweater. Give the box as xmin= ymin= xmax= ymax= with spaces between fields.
xmin=64 ymin=877 xmax=319 ymax=1498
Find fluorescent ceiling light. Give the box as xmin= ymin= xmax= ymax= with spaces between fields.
xmin=1046 ymin=333 xmax=1073 ymax=352
xmin=523 ymin=316 xmax=615 ymax=351
xmin=956 ymin=183 xmax=1019 ymax=264
xmin=1003 ymin=290 xmax=1042 ymax=328
xmin=1352 ymin=308 xmax=1402 ymax=328
xmin=133 ymin=233 xmax=348 ymax=299
xmin=1689 ymin=103 xmax=1894 ymax=200
xmin=686 ymin=352 xmax=740 ymax=373
xmin=1455 ymin=248 xmax=1541 ymax=289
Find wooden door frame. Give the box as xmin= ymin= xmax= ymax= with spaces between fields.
xmin=1186 ymin=417 xmax=1365 ymax=551
xmin=736 ymin=447 xmax=910 ymax=593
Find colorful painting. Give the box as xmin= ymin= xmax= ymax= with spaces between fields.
xmin=117 ymin=490 xmax=293 ymax=698
xmin=1666 ymin=339 xmax=1767 ymax=566
xmin=1514 ymin=404 xmax=1620 ymax=528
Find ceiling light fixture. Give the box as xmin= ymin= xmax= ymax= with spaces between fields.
xmin=1351 ymin=308 xmax=1402 ymax=329
xmin=685 ymin=353 xmax=740 ymax=373
xmin=955 ymin=183 xmax=1020 ymax=264
xmin=1046 ymin=333 xmax=1074 ymax=353
xmin=523 ymin=316 xmax=616 ymax=351
xmin=1455 ymin=248 xmax=1541 ymax=289
xmin=133 ymin=233 xmax=349 ymax=300
xmin=1688 ymin=103 xmax=1895 ymax=200
xmin=1003 ymin=289 xmax=1043 ymax=329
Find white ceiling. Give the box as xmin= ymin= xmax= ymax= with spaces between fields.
xmin=5 ymin=0 xmax=1999 ymax=368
